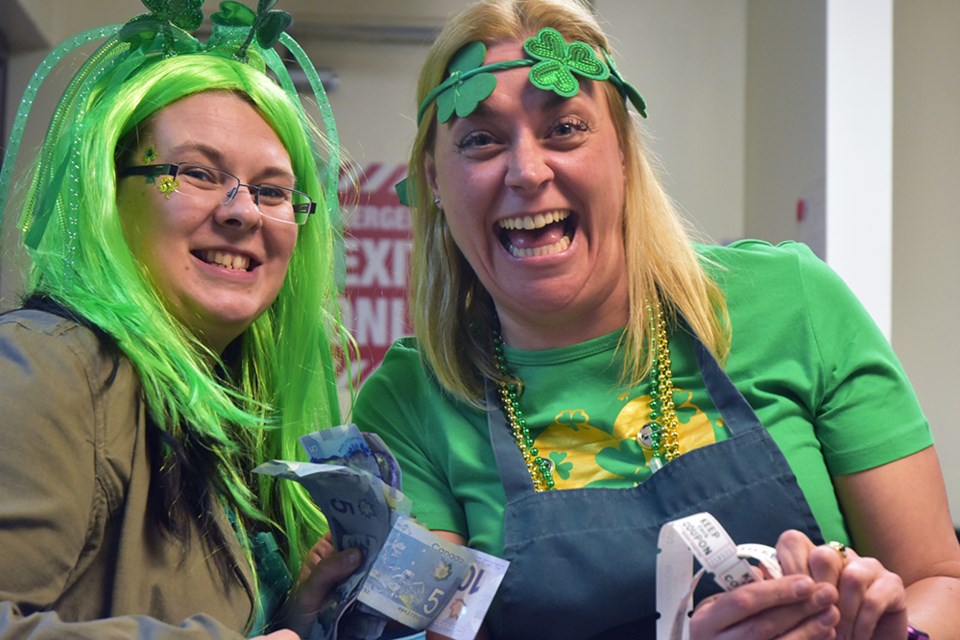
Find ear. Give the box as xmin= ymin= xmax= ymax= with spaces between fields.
xmin=424 ymin=152 xmax=440 ymax=202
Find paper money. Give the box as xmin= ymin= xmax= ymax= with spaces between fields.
xmin=358 ymin=514 xmax=474 ymax=630
xmin=257 ymin=428 xmax=510 ymax=640
xmin=300 ymin=424 xmax=383 ymax=480
xmin=253 ymin=461 xmax=393 ymax=604
xmin=362 ymin=431 xmax=403 ymax=490
xmin=427 ymin=548 xmax=510 ymax=640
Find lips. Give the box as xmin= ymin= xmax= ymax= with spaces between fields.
xmin=194 ymin=249 xmax=257 ymax=272
xmin=497 ymin=210 xmax=575 ymax=258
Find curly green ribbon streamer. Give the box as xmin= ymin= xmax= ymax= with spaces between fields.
xmin=0 ymin=25 xmax=124 ymax=249
xmin=0 ymin=0 xmax=342 ymax=275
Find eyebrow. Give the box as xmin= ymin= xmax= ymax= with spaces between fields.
xmin=167 ymin=142 xmax=296 ymax=183
xmin=464 ymin=89 xmax=588 ymax=123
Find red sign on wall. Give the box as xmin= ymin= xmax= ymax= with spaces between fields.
xmin=339 ymin=163 xmax=412 ymax=385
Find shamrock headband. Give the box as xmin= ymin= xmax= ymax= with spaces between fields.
xmin=0 ymin=0 xmax=342 ymax=277
xmin=416 ymin=27 xmax=647 ymax=126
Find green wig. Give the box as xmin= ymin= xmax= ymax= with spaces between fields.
xmin=1 ymin=2 xmax=349 ymax=630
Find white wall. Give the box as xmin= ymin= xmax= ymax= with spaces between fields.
xmin=892 ymin=0 xmax=960 ymax=523
xmin=744 ymin=1 xmax=826 ymax=249
xmin=597 ymin=0 xmax=747 ymax=244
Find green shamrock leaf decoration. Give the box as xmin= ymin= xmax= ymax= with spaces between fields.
xmin=524 ymin=27 xmax=610 ymax=98
xmin=435 ymin=41 xmax=498 ymax=123
xmin=212 ymin=0 xmax=256 ymax=26
xmin=142 ymin=0 xmax=204 ymax=30
xmin=120 ymin=0 xmax=203 ymax=54
xmin=549 ymin=451 xmax=574 ymax=481
xmin=603 ymin=50 xmax=648 ymax=118
xmin=222 ymin=0 xmax=291 ymax=60
xmin=254 ymin=0 xmax=292 ymax=49
xmin=589 ymin=439 xmax=649 ymax=488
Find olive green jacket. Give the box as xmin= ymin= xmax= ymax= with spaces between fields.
xmin=0 ymin=309 xmax=254 ymax=639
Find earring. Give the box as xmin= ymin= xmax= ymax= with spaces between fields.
xmin=433 ymin=195 xmax=442 ymax=208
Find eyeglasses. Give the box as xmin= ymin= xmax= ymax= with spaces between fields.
xmin=119 ymin=162 xmax=317 ymax=225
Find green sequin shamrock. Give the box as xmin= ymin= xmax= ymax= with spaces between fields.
xmin=119 ymin=0 xmax=203 ymax=55
xmin=524 ymin=27 xmax=610 ymax=98
xmin=141 ymin=0 xmax=203 ymax=31
xmin=435 ymin=41 xmax=498 ymax=124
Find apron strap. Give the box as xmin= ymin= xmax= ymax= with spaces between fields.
xmin=689 ymin=327 xmax=763 ymax=435
xmin=485 ymin=378 xmax=539 ymax=499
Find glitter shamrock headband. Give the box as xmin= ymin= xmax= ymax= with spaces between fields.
xmin=417 ymin=26 xmax=647 ymax=126
xmin=0 ymin=0 xmax=341 ymax=257
xmin=395 ymin=27 xmax=647 ymax=205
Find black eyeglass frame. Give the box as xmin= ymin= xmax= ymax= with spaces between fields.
xmin=119 ymin=162 xmax=318 ymax=222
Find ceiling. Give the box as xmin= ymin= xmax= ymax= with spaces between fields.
xmin=2 ymin=0 xmax=470 ymax=51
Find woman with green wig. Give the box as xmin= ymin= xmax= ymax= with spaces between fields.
xmin=0 ymin=2 xmax=359 ymax=638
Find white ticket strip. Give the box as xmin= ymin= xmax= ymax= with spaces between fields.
xmin=656 ymin=512 xmax=782 ymax=640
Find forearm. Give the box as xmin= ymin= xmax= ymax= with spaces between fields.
xmin=0 ymin=601 xmax=245 ymax=640
xmin=905 ymin=574 xmax=960 ymax=639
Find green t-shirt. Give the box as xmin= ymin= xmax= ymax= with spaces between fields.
xmin=353 ymin=240 xmax=932 ymax=556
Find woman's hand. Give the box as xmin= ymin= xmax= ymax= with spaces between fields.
xmin=275 ymin=537 xmax=363 ymax=639
xmin=690 ymin=574 xmax=840 ymax=639
xmin=299 ymin=533 xmax=336 ymax=585
xmin=777 ymin=530 xmax=908 ymax=640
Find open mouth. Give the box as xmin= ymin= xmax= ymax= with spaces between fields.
xmin=497 ymin=210 xmax=576 ymax=258
xmin=194 ymin=249 xmax=257 ymax=272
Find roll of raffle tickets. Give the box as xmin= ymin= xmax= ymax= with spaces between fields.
xmin=656 ymin=513 xmax=782 ymax=640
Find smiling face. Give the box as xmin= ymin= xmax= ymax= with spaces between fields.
xmin=117 ymin=91 xmax=299 ymax=353
xmin=426 ymin=39 xmax=629 ymax=349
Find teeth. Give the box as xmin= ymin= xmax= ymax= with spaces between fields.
xmin=201 ymin=250 xmax=250 ymax=271
xmin=498 ymin=210 xmax=569 ymax=231
xmin=508 ymin=235 xmax=571 ymax=258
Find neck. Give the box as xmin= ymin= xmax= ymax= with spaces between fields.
xmin=495 ymin=304 xmax=628 ymax=350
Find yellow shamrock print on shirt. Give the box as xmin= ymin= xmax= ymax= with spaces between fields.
xmin=533 ymin=388 xmax=720 ymax=489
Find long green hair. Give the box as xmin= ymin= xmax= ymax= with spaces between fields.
xmin=19 ymin=53 xmax=345 ymax=596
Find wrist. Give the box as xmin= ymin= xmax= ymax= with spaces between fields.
xmin=907 ymin=624 xmax=930 ymax=640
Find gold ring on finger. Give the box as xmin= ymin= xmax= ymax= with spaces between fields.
xmin=827 ymin=540 xmax=848 ymax=561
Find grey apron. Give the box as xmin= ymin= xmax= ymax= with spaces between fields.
xmin=485 ymin=332 xmax=824 ymax=639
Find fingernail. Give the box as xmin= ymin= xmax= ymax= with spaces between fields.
xmin=343 ymin=548 xmax=361 ymax=566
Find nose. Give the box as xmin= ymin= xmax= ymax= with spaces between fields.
xmin=504 ymin=134 xmax=554 ymax=193
xmin=215 ymin=184 xmax=262 ymax=229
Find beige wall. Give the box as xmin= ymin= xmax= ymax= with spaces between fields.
xmin=892 ymin=1 xmax=960 ymax=521
xmin=744 ymin=0 xmax=826 ymax=248
xmin=598 ymin=0 xmax=748 ymax=244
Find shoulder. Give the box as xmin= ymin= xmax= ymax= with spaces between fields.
xmin=0 ymin=308 xmax=122 ymax=385
xmin=358 ymin=337 xmax=430 ymax=399
xmin=697 ymin=239 xmax=851 ymax=302
xmin=354 ymin=336 xmax=459 ymax=435
xmin=697 ymin=239 xmax=824 ymax=275
xmin=366 ymin=336 xmax=427 ymax=381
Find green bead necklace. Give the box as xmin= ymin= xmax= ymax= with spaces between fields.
xmin=491 ymin=302 xmax=679 ymax=492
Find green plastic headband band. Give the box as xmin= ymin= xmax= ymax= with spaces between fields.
xmin=416 ymin=26 xmax=647 ymax=126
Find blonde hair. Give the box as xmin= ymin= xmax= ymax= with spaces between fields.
xmin=408 ymin=0 xmax=730 ymax=405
